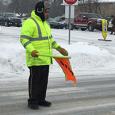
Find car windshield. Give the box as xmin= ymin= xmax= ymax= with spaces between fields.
xmin=82 ymin=13 xmax=102 ymax=18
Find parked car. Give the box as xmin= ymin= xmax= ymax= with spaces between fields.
xmin=48 ymin=20 xmax=66 ymax=29
xmin=74 ymin=12 xmax=104 ymax=31
xmin=48 ymin=17 xmax=67 ymax=29
xmin=0 ymin=12 xmax=22 ymax=27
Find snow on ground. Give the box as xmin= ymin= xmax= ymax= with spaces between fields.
xmin=0 ymin=26 xmax=115 ymax=81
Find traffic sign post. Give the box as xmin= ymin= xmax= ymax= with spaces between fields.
xmin=68 ymin=5 xmax=71 ymax=44
xmin=63 ymin=0 xmax=78 ymax=44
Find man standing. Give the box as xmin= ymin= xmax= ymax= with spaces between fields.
xmin=110 ymin=16 xmax=115 ymax=35
xmin=20 ymin=1 xmax=68 ymax=110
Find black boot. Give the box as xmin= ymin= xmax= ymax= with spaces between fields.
xmin=28 ymin=99 xmax=39 ymax=110
xmin=39 ymin=100 xmax=52 ymax=107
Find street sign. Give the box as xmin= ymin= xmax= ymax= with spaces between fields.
xmin=64 ymin=0 xmax=77 ymax=5
xmin=62 ymin=0 xmax=78 ymax=45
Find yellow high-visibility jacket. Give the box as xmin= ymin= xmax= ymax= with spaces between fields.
xmin=20 ymin=11 xmax=60 ymax=67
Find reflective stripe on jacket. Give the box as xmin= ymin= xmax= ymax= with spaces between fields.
xmin=20 ymin=11 xmax=60 ymax=67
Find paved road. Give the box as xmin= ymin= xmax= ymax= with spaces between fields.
xmin=0 ymin=74 xmax=115 ymax=115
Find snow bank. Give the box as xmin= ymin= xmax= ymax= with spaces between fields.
xmin=0 ymin=27 xmax=115 ymax=79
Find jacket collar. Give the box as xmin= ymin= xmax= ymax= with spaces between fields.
xmin=31 ymin=10 xmax=42 ymax=22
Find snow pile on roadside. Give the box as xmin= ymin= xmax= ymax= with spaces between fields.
xmin=0 ymin=27 xmax=115 ymax=79
xmin=0 ymin=42 xmax=27 ymax=75
xmin=50 ymin=42 xmax=115 ymax=76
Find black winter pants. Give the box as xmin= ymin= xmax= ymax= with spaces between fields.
xmin=28 ymin=65 xmax=49 ymax=105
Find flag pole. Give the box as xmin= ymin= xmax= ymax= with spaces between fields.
xmin=39 ymin=54 xmax=71 ymax=59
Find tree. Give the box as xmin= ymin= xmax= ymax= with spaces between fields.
xmin=49 ymin=0 xmax=64 ymax=17
xmin=77 ymin=0 xmax=102 ymax=14
xmin=8 ymin=0 xmax=37 ymax=17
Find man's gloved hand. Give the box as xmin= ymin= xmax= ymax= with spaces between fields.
xmin=31 ymin=50 xmax=39 ymax=57
xmin=57 ymin=47 xmax=68 ymax=56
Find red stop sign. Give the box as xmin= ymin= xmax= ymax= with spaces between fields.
xmin=64 ymin=0 xmax=77 ymax=5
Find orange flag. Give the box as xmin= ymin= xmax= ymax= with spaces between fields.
xmin=54 ymin=57 xmax=77 ymax=85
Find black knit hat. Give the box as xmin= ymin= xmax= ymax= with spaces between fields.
xmin=35 ymin=1 xmax=45 ymax=21
xmin=35 ymin=1 xmax=44 ymax=14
